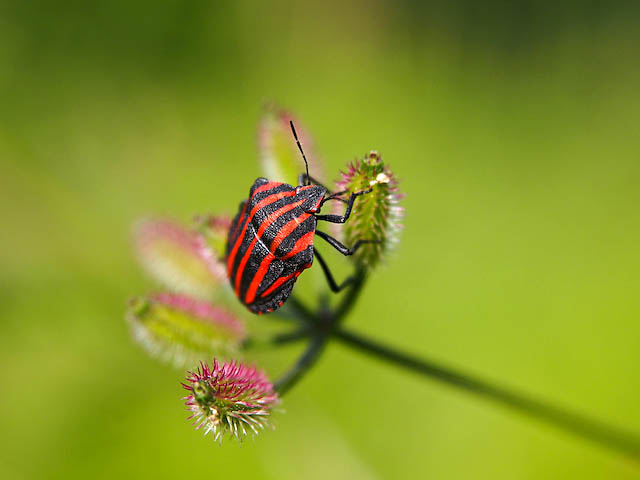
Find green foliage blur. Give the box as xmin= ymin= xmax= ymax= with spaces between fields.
xmin=1 ymin=1 xmax=640 ymax=478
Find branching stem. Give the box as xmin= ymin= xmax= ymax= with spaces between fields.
xmin=333 ymin=327 xmax=640 ymax=459
xmin=273 ymin=335 xmax=328 ymax=395
xmin=273 ymin=268 xmax=366 ymax=394
xmin=270 ymin=267 xmax=640 ymax=460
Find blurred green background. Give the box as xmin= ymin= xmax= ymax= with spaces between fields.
xmin=2 ymin=1 xmax=640 ymax=478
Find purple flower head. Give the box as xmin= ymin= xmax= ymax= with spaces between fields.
xmin=183 ymin=359 xmax=279 ymax=443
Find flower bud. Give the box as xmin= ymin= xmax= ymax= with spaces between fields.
xmin=335 ymin=151 xmax=404 ymax=269
xmin=127 ymin=293 xmax=246 ymax=367
xmin=258 ymin=104 xmax=324 ymax=185
xmin=134 ymin=219 xmax=224 ymax=299
xmin=182 ymin=359 xmax=279 ymax=442
xmin=193 ymin=214 xmax=231 ymax=264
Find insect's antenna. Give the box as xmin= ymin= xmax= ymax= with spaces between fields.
xmin=290 ymin=120 xmax=310 ymax=185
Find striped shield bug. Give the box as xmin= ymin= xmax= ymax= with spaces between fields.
xmin=226 ymin=121 xmax=377 ymax=314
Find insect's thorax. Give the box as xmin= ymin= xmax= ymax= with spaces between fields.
xmin=247 ymin=181 xmax=324 ymax=257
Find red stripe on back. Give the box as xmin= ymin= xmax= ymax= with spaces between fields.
xmin=271 ymin=212 xmax=311 ymax=252
xmin=230 ymin=201 xmax=248 ymax=242
xmin=252 ymin=181 xmax=281 ymax=196
xmin=226 ymin=189 xmax=296 ymax=278
xmin=259 ymin=270 xmax=304 ymax=299
xmin=234 ymin=200 xmax=305 ymax=297
xmin=244 ymin=254 xmax=276 ymax=303
xmin=283 ymin=231 xmax=315 ymax=260
xmin=230 ymin=182 xmax=278 ymax=242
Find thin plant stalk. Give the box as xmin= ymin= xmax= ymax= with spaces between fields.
xmin=333 ymin=327 xmax=640 ymax=459
xmin=272 ymin=270 xmax=640 ymax=460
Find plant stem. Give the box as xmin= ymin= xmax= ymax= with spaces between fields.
xmin=283 ymin=296 xmax=317 ymax=324
xmin=273 ymin=268 xmax=367 ymax=394
xmin=271 ymin=266 xmax=640 ymax=460
xmin=333 ymin=268 xmax=366 ymax=321
xmin=243 ymin=329 xmax=312 ymax=350
xmin=274 ymin=335 xmax=328 ymax=395
xmin=333 ymin=327 xmax=640 ymax=459
xmin=270 ymin=329 xmax=313 ymax=345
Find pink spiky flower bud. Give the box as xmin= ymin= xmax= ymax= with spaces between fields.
xmin=183 ymin=359 xmax=279 ymax=443
xmin=335 ymin=151 xmax=404 ymax=269
xmin=134 ymin=218 xmax=225 ymax=299
xmin=258 ymin=104 xmax=324 ymax=185
xmin=127 ymin=293 xmax=246 ymax=367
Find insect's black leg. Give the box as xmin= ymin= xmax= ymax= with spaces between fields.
xmin=313 ymin=249 xmax=354 ymax=292
xmin=320 ymin=189 xmax=349 ymax=206
xmin=315 ymin=230 xmax=380 ymax=256
xmin=320 ymin=194 xmax=348 ymax=205
xmin=314 ymin=187 xmax=373 ymax=223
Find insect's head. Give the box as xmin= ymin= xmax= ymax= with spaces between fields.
xmin=289 ymin=120 xmax=311 ymax=186
xmin=296 ymin=184 xmax=326 ymax=213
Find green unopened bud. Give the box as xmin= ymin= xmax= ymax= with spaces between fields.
xmin=193 ymin=214 xmax=231 ymax=268
xmin=126 ymin=293 xmax=246 ymax=367
xmin=258 ymin=104 xmax=324 ymax=185
xmin=336 ymin=151 xmax=404 ymax=269
xmin=134 ymin=219 xmax=224 ymax=299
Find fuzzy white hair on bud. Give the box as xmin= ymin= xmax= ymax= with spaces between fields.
xmin=334 ymin=151 xmax=404 ymax=269
xmin=376 ymin=173 xmax=390 ymax=184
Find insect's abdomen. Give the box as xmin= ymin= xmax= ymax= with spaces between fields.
xmin=226 ymin=179 xmax=317 ymax=314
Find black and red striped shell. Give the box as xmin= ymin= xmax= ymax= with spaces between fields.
xmin=226 ymin=178 xmax=326 ymax=314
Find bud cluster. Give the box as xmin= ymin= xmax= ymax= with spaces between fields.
xmin=127 ymin=105 xmax=404 ymax=444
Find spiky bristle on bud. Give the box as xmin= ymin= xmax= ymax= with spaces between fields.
xmin=183 ymin=359 xmax=279 ymax=443
xmin=335 ymin=151 xmax=404 ymax=269
xmin=258 ymin=104 xmax=324 ymax=185
xmin=127 ymin=293 xmax=246 ymax=367
xmin=134 ymin=219 xmax=225 ymax=299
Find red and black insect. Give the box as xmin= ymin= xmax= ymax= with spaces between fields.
xmin=226 ymin=122 xmax=375 ymax=314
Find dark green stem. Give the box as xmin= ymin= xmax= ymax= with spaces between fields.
xmin=333 ymin=268 xmax=366 ymax=321
xmin=283 ymin=295 xmax=317 ymax=324
xmin=273 ymin=268 xmax=367 ymax=394
xmin=274 ymin=335 xmax=328 ymax=395
xmin=271 ymin=264 xmax=640 ymax=459
xmin=243 ymin=329 xmax=312 ymax=350
xmin=270 ymin=329 xmax=313 ymax=345
xmin=333 ymin=327 xmax=640 ymax=459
